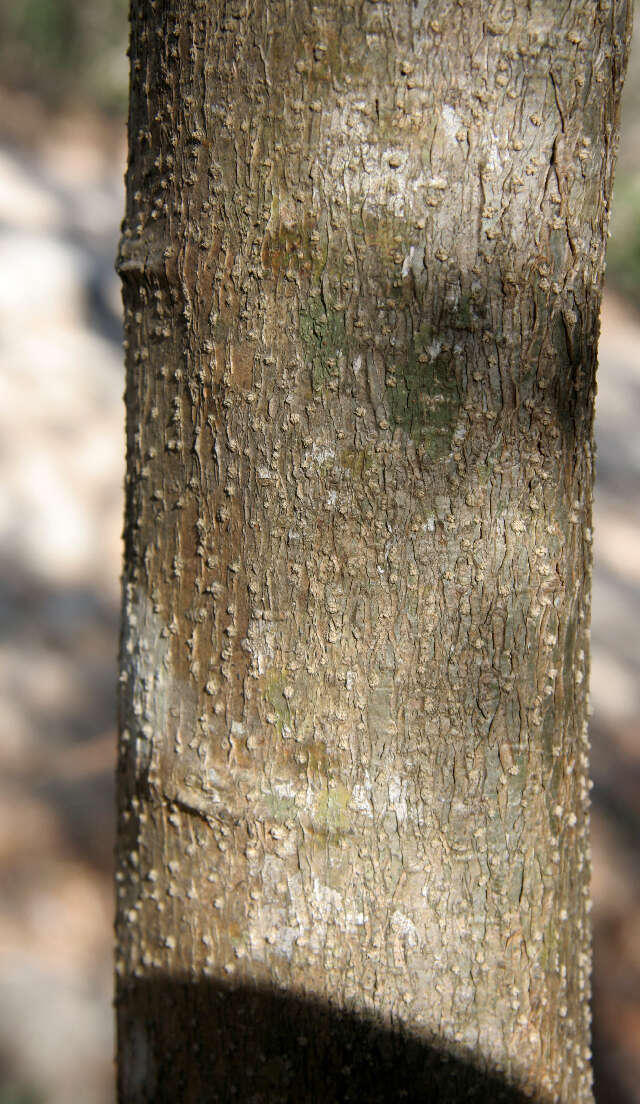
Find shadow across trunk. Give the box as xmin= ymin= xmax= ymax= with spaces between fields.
xmin=117 ymin=975 xmax=538 ymax=1103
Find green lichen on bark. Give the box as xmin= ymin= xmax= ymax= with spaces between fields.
xmin=314 ymin=781 xmax=351 ymax=833
xmin=262 ymin=667 xmax=292 ymax=738
xmin=387 ymin=323 xmax=461 ymax=455
xmin=339 ymin=447 xmax=373 ymax=478
xmin=299 ymin=297 xmax=347 ymax=391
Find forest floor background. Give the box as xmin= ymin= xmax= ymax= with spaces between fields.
xmin=0 ymin=53 xmax=639 ymax=1104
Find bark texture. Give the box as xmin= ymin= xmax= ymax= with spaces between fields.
xmin=116 ymin=2 xmax=631 ymax=1101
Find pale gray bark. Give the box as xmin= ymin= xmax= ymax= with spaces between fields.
xmin=115 ymin=2 xmax=632 ymax=1101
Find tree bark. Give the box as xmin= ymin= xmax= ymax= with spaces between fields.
xmin=115 ymin=1 xmax=632 ymax=1100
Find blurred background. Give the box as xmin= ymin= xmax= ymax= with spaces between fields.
xmin=0 ymin=3 xmax=637 ymax=1101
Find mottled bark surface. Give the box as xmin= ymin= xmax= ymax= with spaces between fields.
xmin=115 ymin=2 xmax=631 ymax=1101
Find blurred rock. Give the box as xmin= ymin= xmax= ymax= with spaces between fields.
xmin=0 ymin=119 xmax=123 ymax=1104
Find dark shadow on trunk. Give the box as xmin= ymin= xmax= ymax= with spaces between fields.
xmin=116 ymin=976 xmax=540 ymax=1103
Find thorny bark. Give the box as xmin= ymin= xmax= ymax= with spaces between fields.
xmin=115 ymin=1 xmax=632 ymax=1101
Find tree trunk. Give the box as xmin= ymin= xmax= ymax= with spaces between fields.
xmin=115 ymin=1 xmax=631 ymax=1100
